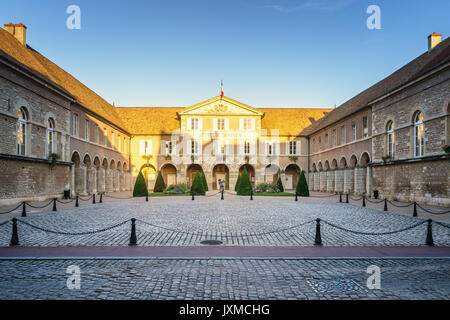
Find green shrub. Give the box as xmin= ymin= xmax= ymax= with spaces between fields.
xmin=234 ymin=175 xmax=241 ymax=191
xmin=153 ymin=171 xmax=166 ymax=192
xmin=277 ymin=176 xmax=284 ymax=192
xmin=191 ymin=172 xmax=205 ymax=195
xmin=296 ymin=170 xmax=309 ymax=197
xmin=165 ymin=183 xmax=188 ymax=194
xmin=201 ymin=171 xmax=208 ymax=191
xmin=237 ymin=167 xmax=253 ymax=195
xmin=254 ymin=183 xmax=279 ymax=193
xmin=133 ymin=171 xmax=148 ymax=197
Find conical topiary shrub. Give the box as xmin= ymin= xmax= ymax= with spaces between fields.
xmin=191 ymin=172 xmax=205 ymax=195
xmin=234 ymin=175 xmax=241 ymax=191
xmin=153 ymin=171 xmax=166 ymax=192
xmin=133 ymin=171 xmax=148 ymax=197
xmin=277 ymin=176 xmax=284 ymax=192
xmin=237 ymin=167 xmax=253 ymax=196
xmin=296 ymin=170 xmax=309 ymax=197
xmin=201 ymin=171 xmax=208 ymax=191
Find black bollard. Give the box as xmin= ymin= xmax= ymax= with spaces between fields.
xmin=92 ymin=194 xmax=96 ymax=204
xmin=339 ymin=193 xmax=342 ymax=203
xmin=314 ymin=218 xmax=322 ymax=246
xmin=346 ymin=193 xmax=349 ymax=204
xmin=52 ymin=198 xmax=57 ymax=212
xmin=413 ymin=202 xmax=418 ymax=217
xmin=426 ymin=219 xmax=434 ymax=246
xmin=250 ymin=190 xmax=253 ymax=201
xmin=129 ymin=218 xmax=137 ymax=246
xmin=146 ymin=192 xmax=149 ymax=202
xmin=362 ymin=196 xmax=366 ymax=207
xmin=191 ymin=191 xmax=195 ymax=201
xmin=295 ymin=193 xmax=298 ymax=202
xmin=384 ymin=198 xmax=388 ymax=211
xmin=99 ymin=193 xmax=103 ymax=203
xmin=21 ymin=202 xmax=26 ymax=217
xmin=221 ymin=190 xmax=224 ymax=200
xmin=75 ymin=195 xmax=79 ymax=207
xmin=10 ymin=218 xmax=19 ymax=246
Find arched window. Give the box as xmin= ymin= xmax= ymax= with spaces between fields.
xmin=387 ymin=121 xmax=395 ymax=158
xmin=47 ymin=118 xmax=55 ymax=156
xmin=414 ymin=112 xmax=424 ymax=157
xmin=17 ymin=107 xmax=27 ymax=156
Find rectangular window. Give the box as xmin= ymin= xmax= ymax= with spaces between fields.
xmin=111 ymin=132 xmax=115 ymax=149
xmin=289 ymin=141 xmax=297 ymax=155
xmin=217 ymin=141 xmax=225 ymax=155
xmin=118 ymin=134 xmax=121 ymax=151
xmin=95 ymin=125 xmax=99 ymax=143
xmin=244 ymin=141 xmax=251 ymax=154
xmin=341 ymin=126 xmax=345 ymax=144
xmin=191 ymin=141 xmax=199 ymax=155
xmin=363 ymin=116 xmax=368 ymax=138
xmin=312 ymin=139 xmax=316 ymax=153
xmin=217 ymin=118 xmax=225 ymax=130
xmin=332 ymin=130 xmax=337 ymax=147
xmin=103 ymin=128 xmax=107 ymax=146
xmin=352 ymin=122 xmax=356 ymax=141
xmin=140 ymin=140 xmax=152 ymax=155
xmin=123 ymin=138 xmax=127 ymax=153
xmin=190 ymin=118 xmax=199 ymax=130
xmin=325 ymin=134 xmax=329 ymax=149
xmin=73 ymin=114 xmax=78 ymax=137
xmin=318 ymin=137 xmax=322 ymax=151
xmin=244 ymin=119 xmax=252 ymax=130
xmin=85 ymin=119 xmax=89 ymax=141
xmin=166 ymin=141 xmax=172 ymax=155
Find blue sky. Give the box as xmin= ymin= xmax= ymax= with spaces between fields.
xmin=1 ymin=0 xmax=449 ymax=108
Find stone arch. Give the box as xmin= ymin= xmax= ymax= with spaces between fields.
xmin=110 ymin=159 xmax=116 ymax=170
xmin=360 ymin=152 xmax=371 ymax=167
xmin=239 ymin=164 xmax=255 ymax=186
xmin=83 ymin=154 xmax=96 ymax=194
xmin=186 ymin=164 xmax=203 ymax=186
xmin=102 ymin=158 xmax=108 ymax=169
xmin=161 ymin=163 xmax=177 ymax=187
xmin=349 ymin=155 xmax=358 ymax=169
xmin=264 ymin=164 xmax=280 ymax=185
xmin=312 ymin=163 xmax=317 ymax=172
xmin=93 ymin=156 xmax=101 ymax=168
xmin=331 ymin=159 xmax=338 ymax=170
xmin=83 ymin=154 xmax=92 ymax=168
xmin=318 ymin=162 xmax=323 ymax=171
xmin=324 ymin=160 xmax=330 ymax=171
xmin=71 ymin=151 xmax=84 ymax=195
xmin=285 ymin=164 xmax=300 ymax=190
xmin=212 ymin=164 xmax=229 ymax=190
xmin=339 ymin=157 xmax=347 ymax=169
xmin=71 ymin=151 xmax=81 ymax=166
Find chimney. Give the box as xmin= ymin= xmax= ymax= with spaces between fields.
xmin=428 ymin=32 xmax=442 ymax=51
xmin=3 ymin=22 xmax=27 ymax=46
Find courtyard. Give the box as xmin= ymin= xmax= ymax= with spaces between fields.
xmin=0 ymin=193 xmax=449 ymax=300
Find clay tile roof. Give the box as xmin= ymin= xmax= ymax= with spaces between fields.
xmin=115 ymin=107 xmax=183 ymax=135
xmin=301 ymin=36 xmax=450 ymax=136
xmin=0 ymin=27 xmax=128 ymax=133
xmin=259 ymin=108 xmax=331 ymax=136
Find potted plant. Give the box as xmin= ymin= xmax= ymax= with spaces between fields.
xmin=49 ymin=153 xmax=60 ymax=169
xmin=289 ymin=156 xmax=298 ymax=163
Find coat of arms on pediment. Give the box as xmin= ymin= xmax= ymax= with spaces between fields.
xmin=179 ymin=96 xmax=264 ymax=116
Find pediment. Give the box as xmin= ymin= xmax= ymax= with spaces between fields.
xmin=179 ymin=96 xmax=264 ymax=116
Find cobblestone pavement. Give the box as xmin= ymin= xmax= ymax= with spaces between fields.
xmin=0 ymin=197 xmax=449 ymax=246
xmin=0 ymin=258 xmax=448 ymax=299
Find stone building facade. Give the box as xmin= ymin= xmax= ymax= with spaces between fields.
xmin=0 ymin=23 xmax=448 ymax=207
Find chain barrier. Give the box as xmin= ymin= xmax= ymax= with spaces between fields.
xmin=103 ymin=194 xmax=134 ymax=200
xmin=25 ymin=200 xmax=54 ymax=209
xmin=365 ymin=197 xmax=385 ymax=204
xmin=0 ymin=220 xmax=11 ymax=227
xmin=78 ymin=195 xmax=94 ymax=201
xmin=433 ymin=220 xmax=450 ymax=229
xmin=136 ymin=218 xmax=315 ymax=238
xmin=17 ymin=218 xmax=130 ymax=236
xmin=416 ymin=204 xmax=450 ymax=215
xmin=321 ymin=219 xmax=427 ymax=236
xmin=349 ymin=196 xmax=363 ymax=201
xmin=205 ymin=192 xmax=222 ymax=198
xmin=386 ymin=200 xmax=414 ymax=208
xmin=56 ymin=198 xmax=75 ymax=204
xmin=309 ymin=194 xmax=337 ymax=198
xmin=0 ymin=203 xmax=23 ymax=215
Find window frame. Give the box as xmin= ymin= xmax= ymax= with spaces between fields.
xmin=47 ymin=118 xmax=55 ymax=156
xmin=17 ymin=107 xmax=27 ymax=156
xmin=414 ymin=112 xmax=424 ymax=158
